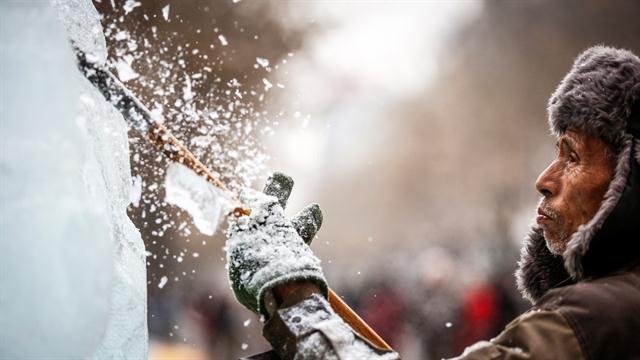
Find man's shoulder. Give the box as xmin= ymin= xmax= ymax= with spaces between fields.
xmin=538 ymin=265 xmax=640 ymax=310
xmin=535 ymin=266 xmax=640 ymax=360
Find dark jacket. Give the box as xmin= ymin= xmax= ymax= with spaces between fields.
xmin=254 ymin=243 xmax=640 ymax=360
xmin=457 ymin=232 xmax=640 ymax=360
xmin=253 ymin=149 xmax=640 ymax=360
xmin=252 ymin=46 xmax=640 ymax=360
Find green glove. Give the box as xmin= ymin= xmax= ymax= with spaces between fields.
xmin=226 ymin=172 xmax=327 ymax=317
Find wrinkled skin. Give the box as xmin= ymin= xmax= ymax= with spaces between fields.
xmin=535 ymin=129 xmax=616 ymax=254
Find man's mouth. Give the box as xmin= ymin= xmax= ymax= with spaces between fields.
xmin=536 ymin=208 xmax=551 ymax=224
xmin=536 ymin=203 xmax=558 ymax=225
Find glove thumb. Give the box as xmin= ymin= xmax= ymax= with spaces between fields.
xmin=291 ymin=203 xmax=323 ymax=245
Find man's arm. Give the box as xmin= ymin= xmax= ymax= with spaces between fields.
xmin=265 ymin=282 xmax=586 ymax=360
xmin=271 ymin=281 xmax=322 ymax=311
xmin=225 ymin=174 xmax=399 ymax=360
xmin=262 ymin=282 xmax=400 ymax=360
xmin=451 ymin=309 xmax=584 ymax=360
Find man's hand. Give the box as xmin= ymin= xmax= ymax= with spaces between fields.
xmin=273 ymin=281 xmax=322 ymax=306
xmin=225 ymin=172 xmax=327 ymax=318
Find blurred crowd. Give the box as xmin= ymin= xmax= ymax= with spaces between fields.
xmin=89 ymin=1 xmax=640 ymax=359
xmin=147 ymin=246 xmax=528 ymax=360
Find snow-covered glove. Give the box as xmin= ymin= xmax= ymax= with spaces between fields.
xmin=226 ymin=172 xmax=328 ymax=317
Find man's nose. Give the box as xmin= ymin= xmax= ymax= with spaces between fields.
xmin=535 ymin=162 xmax=559 ymax=198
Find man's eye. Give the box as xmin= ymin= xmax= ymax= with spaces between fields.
xmin=569 ymin=152 xmax=579 ymax=163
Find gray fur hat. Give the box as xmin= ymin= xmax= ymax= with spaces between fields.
xmin=516 ymin=46 xmax=640 ymax=303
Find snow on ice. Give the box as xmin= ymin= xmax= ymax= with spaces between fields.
xmin=130 ymin=175 xmax=143 ymax=207
xmin=52 ymin=0 xmax=106 ymax=64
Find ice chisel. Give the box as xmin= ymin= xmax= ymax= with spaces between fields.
xmin=73 ymin=46 xmax=396 ymax=354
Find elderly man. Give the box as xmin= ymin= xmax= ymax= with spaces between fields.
xmin=225 ymin=46 xmax=640 ymax=359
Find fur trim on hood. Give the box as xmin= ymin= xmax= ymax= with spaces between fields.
xmin=516 ymin=46 xmax=640 ymax=304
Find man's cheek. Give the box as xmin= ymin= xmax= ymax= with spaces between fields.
xmin=576 ymin=187 xmax=606 ymax=224
xmin=564 ymin=187 xmax=590 ymax=230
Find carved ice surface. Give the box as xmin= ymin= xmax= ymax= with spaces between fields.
xmin=0 ymin=0 xmax=147 ymax=357
xmin=52 ymin=0 xmax=107 ymax=64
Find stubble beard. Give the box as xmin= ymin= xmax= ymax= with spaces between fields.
xmin=544 ymin=229 xmax=569 ymax=255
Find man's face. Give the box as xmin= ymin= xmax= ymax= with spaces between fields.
xmin=535 ymin=129 xmax=616 ymax=254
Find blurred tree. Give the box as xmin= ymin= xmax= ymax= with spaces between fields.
xmin=314 ymin=0 xmax=640 ymax=266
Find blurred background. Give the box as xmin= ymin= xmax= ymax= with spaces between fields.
xmin=93 ymin=0 xmax=640 ymax=358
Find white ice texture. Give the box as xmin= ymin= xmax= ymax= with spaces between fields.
xmin=164 ymin=163 xmax=226 ymax=236
xmin=0 ymin=1 xmax=147 ymax=358
xmin=52 ymin=0 xmax=107 ymax=64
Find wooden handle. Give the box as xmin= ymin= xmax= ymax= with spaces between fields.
xmin=76 ymin=54 xmax=394 ymax=353
xmin=146 ymin=122 xmax=395 ymax=353
xmin=328 ymin=288 xmax=394 ymax=351
xmin=147 ymin=122 xmax=250 ymax=216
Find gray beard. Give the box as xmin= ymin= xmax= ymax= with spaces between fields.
xmin=544 ymin=230 xmax=569 ymax=255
